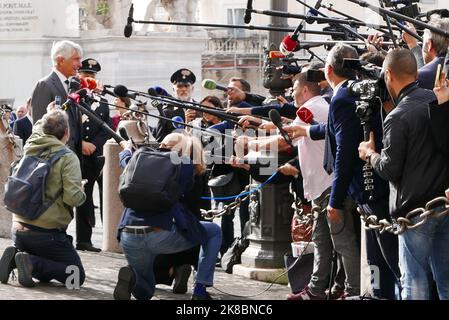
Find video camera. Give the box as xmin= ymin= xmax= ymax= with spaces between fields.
xmin=383 ymin=0 xmax=420 ymax=19
xmin=344 ymin=59 xmax=389 ymax=103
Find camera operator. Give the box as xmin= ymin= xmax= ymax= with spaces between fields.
xmin=358 ymin=49 xmax=449 ymax=300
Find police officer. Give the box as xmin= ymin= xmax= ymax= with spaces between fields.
xmin=76 ymin=58 xmax=111 ymax=252
xmin=154 ymin=68 xmax=197 ymax=142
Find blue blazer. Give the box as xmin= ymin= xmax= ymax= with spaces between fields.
xmin=325 ymin=82 xmax=388 ymax=209
xmin=418 ymin=56 xmax=446 ymax=90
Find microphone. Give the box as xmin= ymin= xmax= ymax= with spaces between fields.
xmin=119 ymin=127 xmax=129 ymax=141
xmin=244 ymin=0 xmax=253 ymax=24
xmin=61 ymin=89 xmax=88 ymax=111
xmin=172 ymin=116 xmax=185 ymax=129
xmin=202 ymin=79 xmax=228 ymax=92
xmin=114 ymin=85 xmax=137 ymax=100
xmin=148 ymin=86 xmax=171 ymax=97
xmin=297 ymin=107 xmax=318 ymax=125
xmin=269 ymin=109 xmax=294 ymax=148
xmin=280 ymin=35 xmax=299 ymax=55
xmin=124 ymin=4 xmax=134 ymax=38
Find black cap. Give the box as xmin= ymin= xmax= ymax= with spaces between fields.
xmin=79 ymin=58 xmax=101 ymax=74
xmin=170 ymin=68 xmax=196 ymax=85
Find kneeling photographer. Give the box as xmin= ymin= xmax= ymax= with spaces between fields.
xmin=113 ymin=133 xmax=221 ymax=300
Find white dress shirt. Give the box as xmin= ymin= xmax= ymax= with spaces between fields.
xmin=292 ymin=95 xmax=333 ymax=201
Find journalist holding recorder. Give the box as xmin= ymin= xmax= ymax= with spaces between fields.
xmin=113 ymin=133 xmax=222 ymax=300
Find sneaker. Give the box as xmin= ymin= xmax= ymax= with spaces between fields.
xmin=286 ymin=286 xmax=325 ymax=300
xmin=0 ymin=246 xmax=17 ymax=284
xmin=14 ymin=252 xmax=35 ymax=287
xmin=172 ymin=264 xmax=191 ymax=294
xmin=191 ymin=292 xmax=213 ymax=300
xmin=113 ymin=266 xmax=136 ymax=300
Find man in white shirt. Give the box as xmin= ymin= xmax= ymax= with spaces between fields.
xmin=279 ymin=72 xmax=360 ymax=300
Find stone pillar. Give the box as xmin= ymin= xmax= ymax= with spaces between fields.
xmin=241 ymin=181 xmax=294 ymax=268
xmin=0 ymin=135 xmax=22 ymax=239
xmin=102 ymin=139 xmax=124 ymax=253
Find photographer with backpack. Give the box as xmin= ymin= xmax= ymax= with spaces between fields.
xmin=0 ymin=110 xmax=86 ymax=287
xmin=113 ymin=133 xmax=222 ymax=300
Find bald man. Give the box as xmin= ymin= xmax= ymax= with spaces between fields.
xmin=359 ymin=49 xmax=449 ymax=300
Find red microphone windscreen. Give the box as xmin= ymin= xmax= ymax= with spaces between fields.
xmin=281 ymin=35 xmax=298 ymax=53
xmin=85 ymin=77 xmax=97 ymax=90
xmin=297 ymin=107 xmax=314 ymax=124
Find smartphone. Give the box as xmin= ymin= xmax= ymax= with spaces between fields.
xmin=55 ymin=95 xmax=62 ymax=108
xmin=434 ymin=64 xmax=443 ymax=88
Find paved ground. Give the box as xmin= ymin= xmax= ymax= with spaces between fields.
xmin=0 ymin=186 xmax=291 ymax=300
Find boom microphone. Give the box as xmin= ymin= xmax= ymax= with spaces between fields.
xmin=269 ymin=109 xmax=294 ymax=148
xmin=202 ymin=79 xmax=229 ymax=92
xmin=114 ymin=85 xmax=137 ymax=100
xmin=244 ymin=0 xmax=253 ymax=24
xmin=124 ymin=4 xmax=134 ymax=38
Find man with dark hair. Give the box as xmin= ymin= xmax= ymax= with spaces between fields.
xmin=0 ymin=110 xmax=86 ymax=288
xmin=359 ymin=49 xmax=449 ymax=300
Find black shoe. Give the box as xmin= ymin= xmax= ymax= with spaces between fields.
xmin=191 ymin=292 xmax=213 ymax=300
xmin=76 ymin=243 xmax=101 ymax=253
xmin=113 ymin=266 xmax=136 ymax=300
xmin=15 ymin=252 xmax=35 ymax=287
xmin=0 ymin=246 xmax=17 ymax=284
xmin=172 ymin=264 xmax=191 ymax=294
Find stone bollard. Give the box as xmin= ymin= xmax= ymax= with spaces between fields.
xmin=102 ymin=139 xmax=124 ymax=253
xmin=0 ymin=135 xmax=22 ymax=239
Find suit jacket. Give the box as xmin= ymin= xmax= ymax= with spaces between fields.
xmin=429 ymin=99 xmax=449 ymax=157
xmin=326 ymin=82 xmax=388 ymax=209
xmin=30 ymin=71 xmax=82 ymax=157
xmin=418 ymin=56 xmax=446 ymax=90
xmin=13 ymin=116 xmax=32 ymax=146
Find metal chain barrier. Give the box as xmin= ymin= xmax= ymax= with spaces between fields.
xmin=201 ymin=185 xmax=252 ymax=220
xmin=360 ymin=196 xmax=449 ymax=235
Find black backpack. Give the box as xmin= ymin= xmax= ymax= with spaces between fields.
xmin=3 ymin=148 xmax=71 ymax=220
xmin=118 ymin=149 xmax=182 ymax=213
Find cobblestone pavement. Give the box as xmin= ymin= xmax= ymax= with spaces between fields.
xmin=0 ymin=186 xmax=291 ymax=300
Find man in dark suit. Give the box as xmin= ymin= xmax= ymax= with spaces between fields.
xmin=285 ymin=44 xmax=398 ymax=299
xmin=13 ymin=109 xmax=32 ymax=146
xmin=417 ymin=17 xmax=449 ymax=90
xmin=30 ymin=40 xmax=83 ymax=156
xmin=75 ymin=58 xmax=111 ymax=252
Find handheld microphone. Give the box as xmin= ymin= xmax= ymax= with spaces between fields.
xmin=84 ymin=77 xmax=97 ymax=91
xmin=119 ymin=127 xmax=130 ymax=141
xmin=244 ymin=0 xmax=253 ymax=24
xmin=297 ymin=107 xmax=318 ymax=125
xmin=114 ymin=85 xmax=137 ymax=100
xmin=124 ymin=4 xmax=134 ymax=38
xmin=202 ymin=79 xmax=228 ymax=92
xmin=269 ymin=109 xmax=294 ymax=148
xmin=148 ymin=86 xmax=171 ymax=97
xmin=172 ymin=116 xmax=185 ymax=129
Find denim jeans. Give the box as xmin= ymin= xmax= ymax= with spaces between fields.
xmin=12 ymin=229 xmax=85 ymax=285
xmin=309 ymin=189 xmax=360 ymax=296
xmin=120 ymin=221 xmax=222 ymax=300
xmin=399 ymin=210 xmax=449 ymax=300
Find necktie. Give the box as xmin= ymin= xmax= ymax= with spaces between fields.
xmin=323 ymin=123 xmax=334 ymax=175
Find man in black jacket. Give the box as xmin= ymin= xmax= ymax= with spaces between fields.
xmin=359 ymin=49 xmax=449 ymax=300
